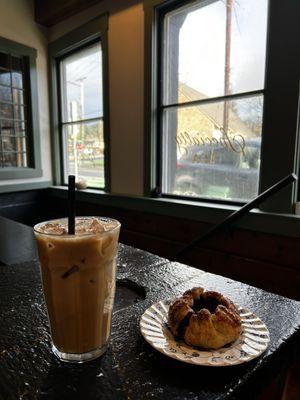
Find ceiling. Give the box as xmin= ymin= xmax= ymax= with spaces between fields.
xmin=34 ymin=0 xmax=103 ymax=27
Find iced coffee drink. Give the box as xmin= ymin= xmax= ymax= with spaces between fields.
xmin=34 ymin=217 xmax=121 ymax=363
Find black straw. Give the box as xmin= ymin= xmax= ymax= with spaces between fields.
xmin=68 ymin=175 xmax=76 ymax=234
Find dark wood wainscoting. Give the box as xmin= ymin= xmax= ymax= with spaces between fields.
xmin=0 ymin=188 xmax=298 ymax=300
xmin=0 ymin=190 xmax=50 ymax=226
xmin=43 ymin=192 xmax=299 ymax=301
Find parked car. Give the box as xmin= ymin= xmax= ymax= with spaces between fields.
xmin=174 ymin=138 xmax=261 ymax=201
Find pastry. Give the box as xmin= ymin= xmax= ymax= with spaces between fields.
xmin=168 ymin=287 xmax=242 ymax=349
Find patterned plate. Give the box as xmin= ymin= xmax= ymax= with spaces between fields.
xmin=140 ymin=301 xmax=270 ymax=366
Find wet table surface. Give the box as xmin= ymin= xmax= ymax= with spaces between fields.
xmin=0 ymin=223 xmax=300 ymax=399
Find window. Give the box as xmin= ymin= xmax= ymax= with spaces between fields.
xmin=157 ymin=0 xmax=268 ymax=203
xmin=0 ymin=37 xmax=42 ymax=179
xmin=59 ymin=42 xmax=105 ymax=188
xmin=49 ymin=16 xmax=109 ymax=190
xmin=145 ymin=1 xmax=300 ymax=213
xmin=0 ymin=52 xmax=28 ymax=168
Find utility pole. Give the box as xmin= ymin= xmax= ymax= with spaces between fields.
xmin=67 ymin=78 xmax=86 ymax=171
xmin=223 ymin=0 xmax=233 ymax=137
xmin=70 ymin=101 xmax=78 ymax=179
xmin=77 ymin=78 xmax=86 ymax=143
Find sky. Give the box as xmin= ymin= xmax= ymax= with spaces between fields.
xmin=60 ymin=0 xmax=269 ymax=124
xmin=61 ymin=43 xmax=103 ymax=122
xmin=175 ymin=0 xmax=269 ymax=99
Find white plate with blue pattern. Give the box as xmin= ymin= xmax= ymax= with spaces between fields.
xmin=140 ymin=300 xmax=270 ymax=366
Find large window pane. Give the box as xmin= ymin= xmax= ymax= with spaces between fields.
xmin=162 ymin=96 xmax=263 ymax=201
xmin=163 ymin=0 xmax=268 ymax=105
xmin=63 ymin=120 xmax=105 ymax=188
xmin=0 ymin=40 xmax=40 ymax=176
xmin=60 ymin=43 xmax=103 ymax=122
xmin=0 ymin=49 xmax=30 ymax=170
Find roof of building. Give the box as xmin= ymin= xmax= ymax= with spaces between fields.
xmin=178 ymin=82 xmax=253 ymax=137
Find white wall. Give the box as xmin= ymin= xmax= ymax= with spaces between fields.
xmin=0 ymin=0 xmax=145 ymax=195
xmin=49 ymin=0 xmax=145 ymax=196
xmin=0 ymin=0 xmax=52 ymax=186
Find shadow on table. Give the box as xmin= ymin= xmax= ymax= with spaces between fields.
xmin=37 ymin=349 xmax=126 ymax=400
xmin=130 ymin=335 xmax=290 ymax=400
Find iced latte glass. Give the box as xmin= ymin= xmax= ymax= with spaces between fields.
xmin=34 ymin=217 xmax=121 ymax=363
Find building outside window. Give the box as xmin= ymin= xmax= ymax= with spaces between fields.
xmin=0 ymin=37 xmax=42 ymax=179
xmin=49 ymin=16 xmax=109 ymax=190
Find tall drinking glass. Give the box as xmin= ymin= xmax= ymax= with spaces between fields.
xmin=34 ymin=216 xmax=121 ymax=363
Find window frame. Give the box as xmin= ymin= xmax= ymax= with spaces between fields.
xmin=144 ymin=0 xmax=300 ymax=214
xmin=0 ymin=36 xmax=42 ymax=179
xmin=49 ymin=14 xmax=110 ymax=191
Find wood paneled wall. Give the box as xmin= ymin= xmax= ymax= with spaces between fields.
xmin=0 ymin=189 xmax=298 ymax=300
xmin=0 ymin=190 xmax=48 ymax=226
xmin=49 ymin=195 xmax=300 ymax=301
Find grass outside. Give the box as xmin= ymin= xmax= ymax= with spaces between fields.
xmin=75 ymin=158 xmax=104 ymax=167
xmin=84 ymin=176 xmax=105 ymax=189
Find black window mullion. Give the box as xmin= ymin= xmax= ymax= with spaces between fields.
xmin=155 ymin=7 xmax=165 ymax=196
xmin=161 ymin=89 xmax=265 ymax=111
xmin=0 ymin=120 xmax=2 ymax=167
xmin=56 ymin=56 xmax=66 ymax=184
xmin=61 ymin=116 xmax=102 ymax=126
xmin=259 ymin=0 xmax=300 ymax=213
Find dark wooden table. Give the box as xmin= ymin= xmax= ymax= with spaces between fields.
xmin=0 ymin=218 xmax=300 ymax=400
xmin=0 ymin=216 xmax=37 ymax=265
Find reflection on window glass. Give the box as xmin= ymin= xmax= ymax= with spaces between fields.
xmin=60 ymin=42 xmax=105 ymax=189
xmin=11 ymin=72 xmax=23 ymax=89
xmin=161 ymin=0 xmax=268 ymax=202
xmin=1 ymin=151 xmax=27 ymax=167
xmin=0 ymin=103 xmax=13 ymax=119
xmin=2 ymin=136 xmax=16 ymax=151
xmin=63 ymin=120 xmax=105 ymax=189
xmin=13 ymin=89 xmax=24 ymax=105
xmin=14 ymin=105 xmax=25 ymax=121
xmin=163 ymin=96 xmax=263 ymax=201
